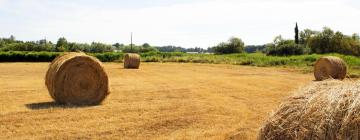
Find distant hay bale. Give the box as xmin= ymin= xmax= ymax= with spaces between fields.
xmin=258 ymin=80 xmax=360 ymax=140
xmin=124 ymin=53 xmax=140 ymax=69
xmin=45 ymin=52 xmax=110 ymax=105
xmin=314 ymin=56 xmax=347 ymax=81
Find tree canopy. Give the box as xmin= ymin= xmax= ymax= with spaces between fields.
xmin=213 ymin=37 xmax=245 ymax=54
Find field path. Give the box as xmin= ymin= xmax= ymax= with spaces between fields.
xmin=0 ymin=63 xmax=312 ymax=139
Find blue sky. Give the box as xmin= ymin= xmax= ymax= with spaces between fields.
xmin=0 ymin=0 xmax=359 ymax=48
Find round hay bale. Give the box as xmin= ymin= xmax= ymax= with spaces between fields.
xmin=314 ymin=56 xmax=347 ymax=81
xmin=258 ymin=80 xmax=360 ymax=140
xmin=45 ymin=52 xmax=110 ymax=105
xmin=124 ymin=53 xmax=140 ymax=69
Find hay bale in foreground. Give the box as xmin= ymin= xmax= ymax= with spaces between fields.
xmin=45 ymin=52 xmax=109 ymax=105
xmin=258 ymin=80 xmax=360 ymax=140
xmin=314 ymin=56 xmax=347 ymax=81
xmin=124 ymin=53 xmax=140 ymax=69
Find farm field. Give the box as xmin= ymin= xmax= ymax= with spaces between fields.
xmin=0 ymin=62 xmax=313 ymax=139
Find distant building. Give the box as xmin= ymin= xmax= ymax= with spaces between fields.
xmin=186 ymin=52 xmax=199 ymax=54
xmin=204 ymin=52 xmax=214 ymax=54
xmin=186 ymin=52 xmax=214 ymax=54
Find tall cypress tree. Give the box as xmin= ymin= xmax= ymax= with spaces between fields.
xmin=295 ymin=22 xmax=299 ymax=44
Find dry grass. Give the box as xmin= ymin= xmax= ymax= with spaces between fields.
xmin=0 ymin=62 xmax=312 ymax=139
xmin=258 ymin=80 xmax=360 ymax=140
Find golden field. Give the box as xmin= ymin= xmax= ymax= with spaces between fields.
xmin=0 ymin=63 xmax=313 ymax=139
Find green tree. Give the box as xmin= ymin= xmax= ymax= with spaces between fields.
xmin=36 ymin=39 xmax=53 ymax=51
xmin=352 ymin=33 xmax=360 ymax=41
xmin=140 ymin=43 xmax=158 ymax=53
xmin=90 ymin=42 xmax=114 ymax=53
xmin=9 ymin=35 xmax=15 ymax=43
xmin=142 ymin=43 xmax=151 ymax=48
xmin=308 ymin=27 xmax=334 ymax=53
xmin=113 ymin=43 xmax=124 ymax=50
xmin=214 ymin=42 xmax=228 ymax=54
xmin=55 ymin=37 xmax=68 ymax=52
xmin=273 ymin=35 xmax=283 ymax=46
xmin=0 ymin=39 xmax=5 ymax=49
xmin=228 ymin=37 xmax=245 ymax=53
xmin=266 ymin=35 xmax=307 ymax=56
xmin=295 ymin=22 xmax=299 ymax=44
xmin=213 ymin=37 xmax=245 ymax=54
xmin=305 ymin=27 xmax=360 ymax=55
xmin=299 ymin=29 xmax=317 ymax=45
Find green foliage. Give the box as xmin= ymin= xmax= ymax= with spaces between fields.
xmin=0 ymin=39 xmax=5 ymax=48
xmin=0 ymin=40 xmax=53 ymax=52
xmin=295 ymin=23 xmax=299 ymax=44
xmin=0 ymin=36 xmax=212 ymax=53
xmin=112 ymin=43 xmax=123 ymax=50
xmin=213 ymin=37 xmax=245 ymax=54
xmin=66 ymin=42 xmax=88 ymax=52
xmin=266 ymin=27 xmax=360 ymax=56
xmin=89 ymin=42 xmax=114 ymax=53
xmin=121 ymin=43 xmax=158 ymax=53
xmin=0 ymin=51 xmax=121 ymax=62
xmin=266 ymin=35 xmax=308 ymax=56
xmin=55 ymin=37 xmax=68 ymax=52
xmin=267 ymin=43 xmax=307 ymax=56
xmin=245 ymin=45 xmax=266 ymax=53
xmin=0 ymin=51 xmax=59 ymax=62
xmin=302 ymin=27 xmax=360 ymax=56
xmin=154 ymin=46 xmax=185 ymax=52
xmin=299 ymin=29 xmax=318 ymax=45
xmin=91 ymin=52 xmax=122 ymax=62
xmin=0 ymin=36 xmax=115 ymax=53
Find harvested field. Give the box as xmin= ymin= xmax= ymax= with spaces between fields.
xmin=0 ymin=62 xmax=312 ymax=139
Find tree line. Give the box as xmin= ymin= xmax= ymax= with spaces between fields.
xmin=0 ymin=36 xmax=214 ymax=53
xmin=0 ymin=36 xmax=115 ymax=53
xmin=266 ymin=25 xmax=360 ymax=56
xmin=210 ymin=24 xmax=360 ymax=56
xmin=1 ymin=25 xmax=359 ymax=56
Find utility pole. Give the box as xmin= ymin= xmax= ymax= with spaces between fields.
xmin=130 ymin=32 xmax=133 ymax=53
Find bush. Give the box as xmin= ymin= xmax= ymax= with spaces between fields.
xmin=213 ymin=37 xmax=245 ymax=54
xmin=91 ymin=52 xmax=122 ymax=62
xmin=0 ymin=51 xmax=59 ymax=62
xmin=266 ymin=43 xmax=307 ymax=56
xmin=245 ymin=45 xmax=266 ymax=53
xmin=0 ymin=51 xmax=122 ymax=62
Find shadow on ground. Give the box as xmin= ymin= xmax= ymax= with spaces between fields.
xmin=25 ymin=102 xmax=93 ymax=110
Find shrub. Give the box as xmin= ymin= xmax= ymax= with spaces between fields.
xmin=213 ymin=37 xmax=245 ymax=54
xmin=266 ymin=43 xmax=307 ymax=56
xmin=91 ymin=52 xmax=122 ymax=62
xmin=0 ymin=51 xmax=122 ymax=62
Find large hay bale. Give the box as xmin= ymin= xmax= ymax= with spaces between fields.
xmin=314 ymin=56 xmax=347 ymax=81
xmin=45 ymin=52 xmax=110 ymax=105
xmin=124 ymin=53 xmax=140 ymax=69
xmin=258 ymin=80 xmax=360 ymax=140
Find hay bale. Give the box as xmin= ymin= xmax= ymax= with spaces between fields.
xmin=258 ymin=80 xmax=360 ymax=140
xmin=314 ymin=56 xmax=347 ymax=81
xmin=45 ymin=52 xmax=110 ymax=105
xmin=124 ymin=53 xmax=140 ymax=69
